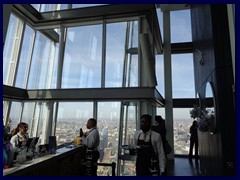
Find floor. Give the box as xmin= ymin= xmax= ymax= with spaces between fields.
xmin=167 ymin=156 xmax=201 ymax=176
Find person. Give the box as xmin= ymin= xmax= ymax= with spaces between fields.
xmin=80 ymin=118 xmax=100 ymax=176
xmin=10 ymin=122 xmax=29 ymax=152
xmin=134 ymin=114 xmax=166 ymax=176
xmin=151 ymin=115 xmax=169 ymax=174
xmin=188 ymin=120 xmax=199 ymax=160
xmin=151 ymin=116 xmax=167 ymax=155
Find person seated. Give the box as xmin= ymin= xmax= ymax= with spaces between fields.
xmin=10 ymin=122 xmax=29 ymax=152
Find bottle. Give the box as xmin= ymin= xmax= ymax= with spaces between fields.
xmin=80 ymin=128 xmax=83 ymax=137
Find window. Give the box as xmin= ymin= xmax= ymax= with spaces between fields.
xmin=97 ymin=102 xmax=121 ymax=175
xmin=62 ymin=25 xmax=102 ymax=88
xmin=55 ymin=102 xmax=93 ymax=146
xmin=15 ymin=25 xmax=35 ymax=88
xmin=3 ymin=14 xmax=23 ymax=86
xmin=27 ymin=32 xmax=57 ymax=89
xmin=172 ymin=54 xmax=195 ymax=98
xmin=170 ymin=10 xmax=192 ymax=43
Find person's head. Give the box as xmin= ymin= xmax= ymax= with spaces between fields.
xmin=193 ymin=120 xmax=198 ymax=126
xmin=155 ymin=115 xmax=164 ymax=125
xmin=12 ymin=122 xmax=28 ymax=136
xmin=86 ymin=118 xmax=97 ymax=129
xmin=140 ymin=114 xmax=152 ymax=133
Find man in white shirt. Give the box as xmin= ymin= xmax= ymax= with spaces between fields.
xmin=134 ymin=114 xmax=166 ymax=176
xmin=80 ymin=118 xmax=100 ymax=176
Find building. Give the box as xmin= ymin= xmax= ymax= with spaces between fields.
xmin=3 ymin=4 xmax=235 ymax=176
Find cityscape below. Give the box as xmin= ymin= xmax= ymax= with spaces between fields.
xmin=55 ymin=118 xmax=193 ymax=175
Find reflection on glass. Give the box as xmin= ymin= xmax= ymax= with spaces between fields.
xmin=55 ymin=102 xmax=93 ymax=145
xmin=40 ymin=4 xmax=61 ymax=12
xmin=62 ymin=25 xmax=102 ymax=88
xmin=21 ymin=102 xmax=35 ymax=135
xmin=105 ymin=22 xmax=127 ymax=87
xmin=120 ymin=102 xmax=137 ymax=176
xmin=97 ymin=102 xmax=121 ymax=176
xmin=72 ymin=4 xmax=107 ymax=9
xmin=173 ymin=108 xmax=193 ymax=155
xmin=15 ymin=25 xmax=35 ymax=88
xmin=3 ymin=14 xmax=23 ymax=86
xmin=8 ymin=102 xmax=22 ymax=132
xmin=27 ymin=32 xmax=56 ymax=89
xmin=106 ymin=21 xmax=138 ymax=87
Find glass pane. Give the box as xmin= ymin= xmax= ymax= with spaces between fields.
xmin=97 ymin=102 xmax=121 ymax=176
xmin=172 ymin=54 xmax=194 ymax=98
xmin=173 ymin=108 xmax=192 ymax=155
xmin=128 ymin=55 xmax=138 ymax=87
xmin=156 ymin=7 xmax=163 ymax=40
xmin=55 ymin=102 xmax=93 ymax=146
xmin=129 ymin=21 xmax=138 ymax=49
xmin=22 ymin=102 xmax=35 ymax=137
xmin=35 ymin=102 xmax=53 ymax=144
xmin=62 ymin=25 xmax=102 ymax=88
xmin=8 ymin=102 xmax=22 ymax=132
xmin=171 ymin=10 xmax=192 ymax=43
xmin=105 ymin=22 xmax=127 ymax=87
xmin=40 ymin=4 xmax=61 ymax=12
xmin=31 ymin=4 xmax=40 ymax=11
xmin=72 ymin=4 xmax=107 ymax=8
xmin=51 ymin=43 xmax=59 ymax=89
xmin=156 ymin=55 xmax=164 ymax=97
xmin=120 ymin=102 xmax=137 ymax=176
xmin=15 ymin=25 xmax=35 ymax=88
xmin=3 ymin=14 xmax=23 ymax=86
xmin=27 ymin=32 xmax=57 ymax=89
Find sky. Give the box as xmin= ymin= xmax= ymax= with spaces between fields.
xmin=3 ymin=4 xmax=202 ymax=122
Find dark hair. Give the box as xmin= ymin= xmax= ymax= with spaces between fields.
xmin=155 ymin=115 xmax=164 ymax=124
xmin=88 ymin=118 xmax=97 ymax=127
xmin=193 ymin=120 xmax=198 ymax=125
xmin=12 ymin=122 xmax=28 ymax=136
xmin=140 ymin=114 xmax=152 ymax=123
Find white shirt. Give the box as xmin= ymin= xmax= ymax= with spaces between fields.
xmin=82 ymin=127 xmax=100 ymax=150
xmin=10 ymin=132 xmax=29 ymax=151
xmin=134 ymin=130 xmax=166 ymax=173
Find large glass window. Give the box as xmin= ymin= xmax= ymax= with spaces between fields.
xmin=97 ymin=102 xmax=121 ymax=175
xmin=171 ymin=10 xmax=192 ymax=43
xmin=21 ymin=102 xmax=36 ymax=137
xmin=62 ymin=25 xmax=102 ymax=88
xmin=55 ymin=102 xmax=94 ymax=145
xmin=172 ymin=54 xmax=194 ymax=98
xmin=105 ymin=22 xmax=127 ymax=87
xmin=15 ymin=25 xmax=35 ymax=88
xmin=27 ymin=32 xmax=57 ymax=89
xmin=173 ymin=108 xmax=192 ymax=155
xmin=3 ymin=14 xmax=23 ymax=86
xmin=119 ymin=102 xmax=137 ymax=176
xmin=8 ymin=102 xmax=22 ymax=132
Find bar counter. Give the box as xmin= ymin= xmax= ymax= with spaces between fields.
xmin=3 ymin=145 xmax=86 ymax=176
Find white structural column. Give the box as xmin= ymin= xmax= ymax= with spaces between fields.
xmin=163 ymin=10 xmax=174 ymax=160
